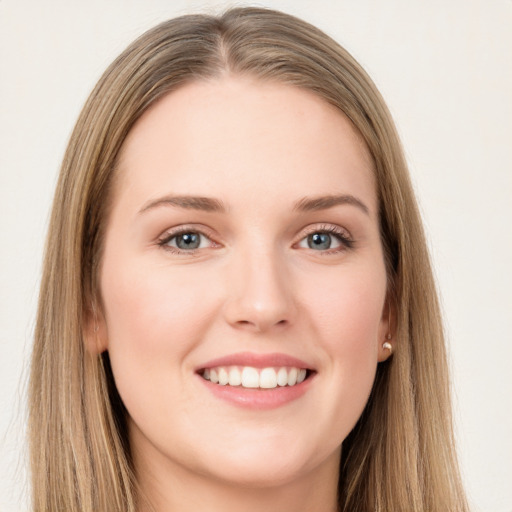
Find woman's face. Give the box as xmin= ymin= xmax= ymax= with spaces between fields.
xmin=96 ymin=76 xmax=390 ymax=489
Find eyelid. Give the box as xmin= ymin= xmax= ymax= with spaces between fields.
xmin=299 ymin=223 xmax=353 ymax=240
xmin=294 ymin=223 xmax=355 ymax=254
xmin=157 ymin=224 xmax=220 ymax=254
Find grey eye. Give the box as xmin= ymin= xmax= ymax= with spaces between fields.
xmin=307 ymin=233 xmax=335 ymax=250
xmin=159 ymin=228 xmax=216 ymax=254
xmin=174 ymin=232 xmax=202 ymax=250
xmin=297 ymin=228 xmax=348 ymax=252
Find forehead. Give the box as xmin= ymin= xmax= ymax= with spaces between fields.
xmin=114 ymin=76 xmax=376 ymax=216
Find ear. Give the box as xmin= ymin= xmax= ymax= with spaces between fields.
xmin=377 ymin=297 xmax=395 ymax=363
xmin=83 ymin=303 xmax=109 ymax=355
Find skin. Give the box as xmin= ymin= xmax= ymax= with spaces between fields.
xmin=92 ymin=76 xmax=391 ymax=512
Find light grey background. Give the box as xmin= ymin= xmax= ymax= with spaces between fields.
xmin=1 ymin=1 xmax=511 ymax=510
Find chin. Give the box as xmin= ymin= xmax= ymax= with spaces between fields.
xmin=195 ymin=440 xmax=337 ymax=490
xmin=206 ymin=458 xmax=310 ymax=489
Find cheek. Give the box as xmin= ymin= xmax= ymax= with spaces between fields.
xmin=101 ymin=256 xmax=212 ymax=353
xmin=99 ymin=255 xmax=218 ymax=410
xmin=98 ymin=257 xmax=228 ymax=460
xmin=305 ymin=263 xmax=386 ymax=352
xmin=301 ymin=263 xmax=386 ymax=425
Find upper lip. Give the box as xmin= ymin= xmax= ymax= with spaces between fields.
xmin=197 ymin=352 xmax=314 ymax=371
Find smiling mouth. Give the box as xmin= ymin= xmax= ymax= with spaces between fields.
xmin=199 ymin=366 xmax=314 ymax=389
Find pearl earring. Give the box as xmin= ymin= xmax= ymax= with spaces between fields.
xmin=383 ymin=333 xmax=392 ymax=354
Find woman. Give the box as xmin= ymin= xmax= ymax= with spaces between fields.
xmin=29 ymin=7 xmax=469 ymax=512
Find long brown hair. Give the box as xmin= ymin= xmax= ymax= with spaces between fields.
xmin=29 ymin=7 xmax=468 ymax=511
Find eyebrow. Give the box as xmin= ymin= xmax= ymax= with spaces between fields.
xmin=139 ymin=195 xmax=227 ymax=214
xmin=292 ymin=194 xmax=369 ymax=215
xmin=138 ymin=193 xmax=369 ymax=216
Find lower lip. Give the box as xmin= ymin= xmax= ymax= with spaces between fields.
xmin=197 ymin=374 xmax=315 ymax=410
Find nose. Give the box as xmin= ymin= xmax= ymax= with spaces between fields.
xmin=222 ymin=246 xmax=297 ymax=333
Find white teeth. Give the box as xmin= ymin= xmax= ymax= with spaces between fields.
xmin=241 ymin=367 xmax=260 ymax=388
xmin=228 ymin=367 xmax=241 ymax=386
xmin=260 ymin=368 xmax=277 ymax=389
xmin=201 ymin=365 xmax=310 ymax=389
xmin=218 ymin=368 xmax=229 ymax=385
xmin=277 ymin=367 xmax=288 ymax=387
xmin=287 ymin=367 xmax=298 ymax=386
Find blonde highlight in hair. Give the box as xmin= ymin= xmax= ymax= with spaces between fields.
xmin=29 ymin=7 xmax=468 ymax=511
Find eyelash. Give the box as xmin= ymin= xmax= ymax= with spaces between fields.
xmin=157 ymin=225 xmax=218 ymax=256
xmin=300 ymin=224 xmax=354 ymax=255
xmin=157 ymin=224 xmax=354 ymax=256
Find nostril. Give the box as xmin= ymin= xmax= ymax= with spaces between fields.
xmin=233 ymin=318 xmax=289 ymax=331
